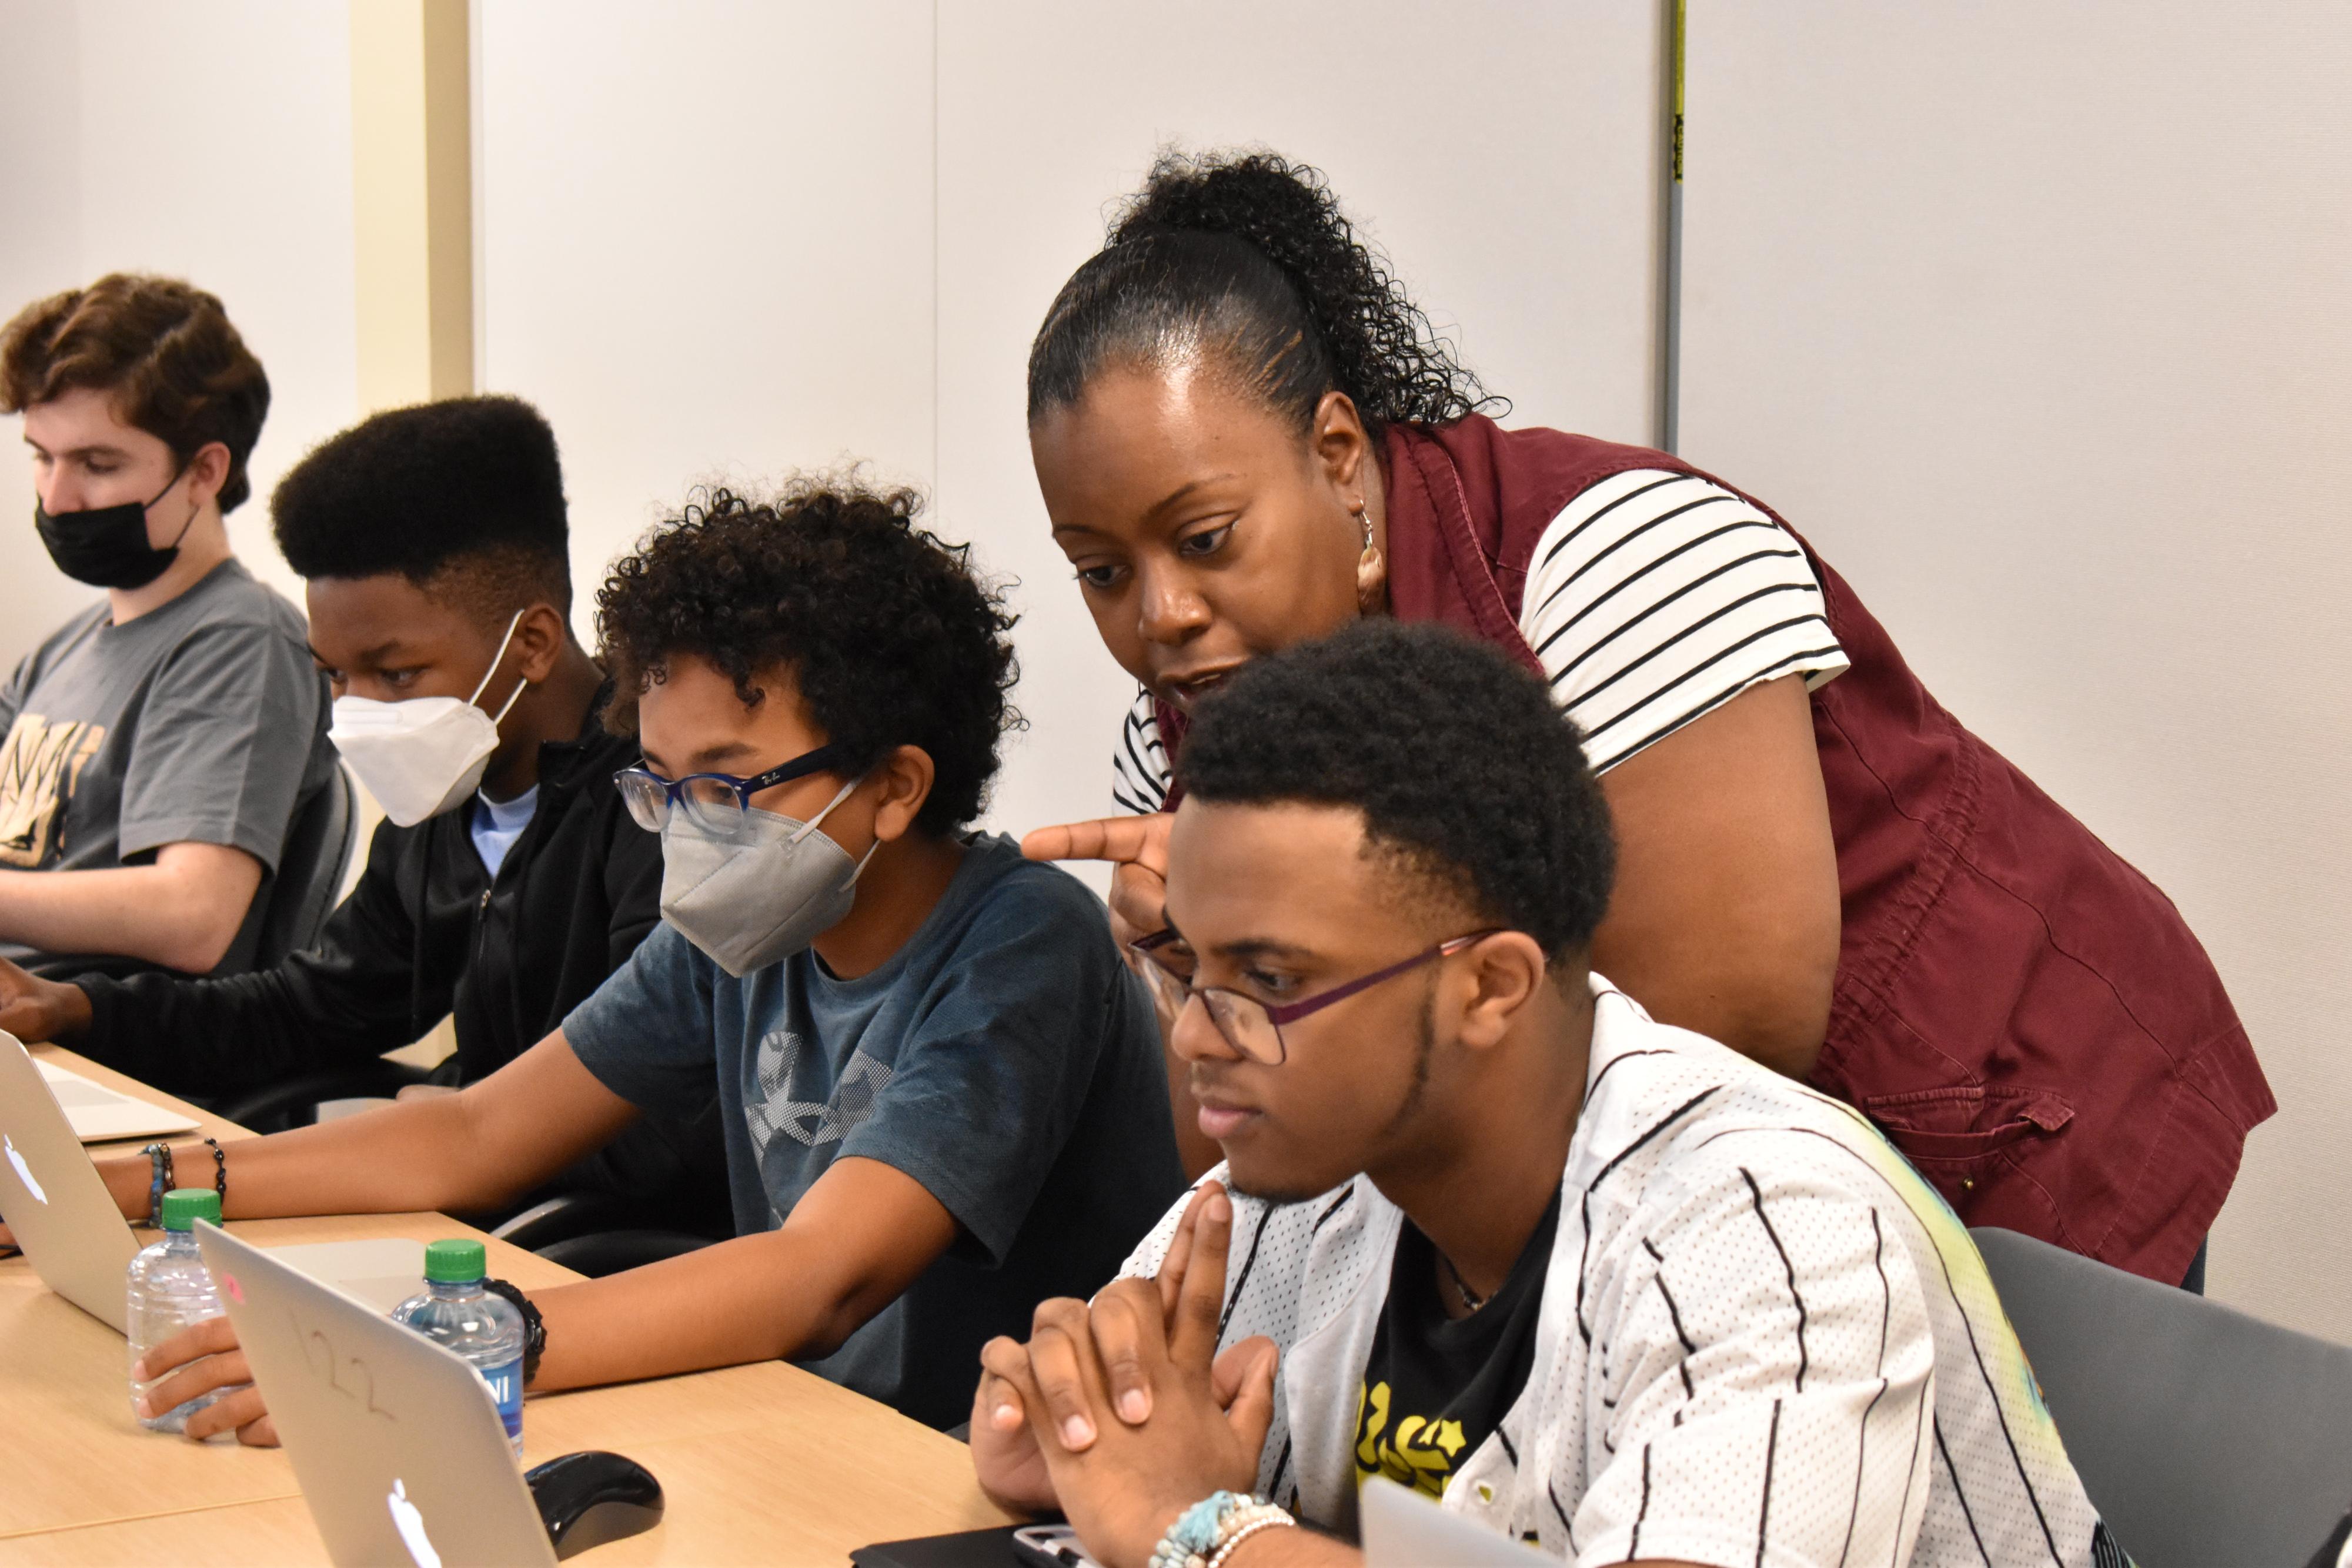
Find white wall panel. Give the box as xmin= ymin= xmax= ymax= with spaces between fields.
xmin=0 ymin=0 xmax=356 ymax=648
xmin=475 ymin=0 xmax=937 ymax=633
xmin=934 ymin=0 xmax=1665 ymax=860
xmin=1681 ymin=1 xmax=2352 ymax=1338
xmin=475 ymin=2 xmax=1664 ymax=862
xmin=0 ymin=3 xmax=80 ymax=316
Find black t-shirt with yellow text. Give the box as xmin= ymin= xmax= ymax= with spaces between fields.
xmin=1354 ymin=1190 xmax=1562 ymax=1499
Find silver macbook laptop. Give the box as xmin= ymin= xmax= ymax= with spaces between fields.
xmin=0 ymin=1031 xmax=421 ymax=1332
xmin=196 ymin=1221 xmax=559 ymax=1568
xmin=36 ymin=1055 xmax=203 ymax=1142
xmin=1360 ymin=1476 xmax=1553 ymax=1567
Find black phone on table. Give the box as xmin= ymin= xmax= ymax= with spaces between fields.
xmin=848 ymin=1522 xmax=1107 ymax=1568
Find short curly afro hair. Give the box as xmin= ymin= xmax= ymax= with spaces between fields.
xmin=272 ymin=395 xmax=570 ymax=620
xmin=1178 ymin=620 xmax=1614 ymax=962
xmin=596 ymin=479 xmax=1021 ymax=837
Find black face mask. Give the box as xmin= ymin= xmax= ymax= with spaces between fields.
xmin=34 ymin=465 xmax=196 ymax=590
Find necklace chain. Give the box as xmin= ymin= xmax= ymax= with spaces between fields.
xmin=1438 ymin=1249 xmax=1488 ymax=1313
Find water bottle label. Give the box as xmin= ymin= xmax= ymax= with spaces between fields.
xmin=476 ymin=1358 xmax=522 ymax=1440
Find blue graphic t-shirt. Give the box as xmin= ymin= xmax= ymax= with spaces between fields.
xmin=562 ymin=831 xmax=1182 ymax=1427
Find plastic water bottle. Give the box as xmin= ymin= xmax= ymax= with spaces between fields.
xmin=392 ymin=1238 xmax=525 ymax=1457
xmin=126 ymin=1187 xmax=230 ymax=1433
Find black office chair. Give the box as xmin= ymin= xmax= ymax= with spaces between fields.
xmin=212 ymin=763 xmax=439 ymax=1130
xmin=216 ymin=1054 xmax=437 ymax=1132
xmin=489 ymin=1192 xmax=718 ymax=1279
xmin=1972 ymin=1226 xmax=2352 ymax=1567
xmin=253 ymin=761 xmax=360 ymax=969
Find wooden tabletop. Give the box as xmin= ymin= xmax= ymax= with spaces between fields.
xmin=0 ymin=1046 xmax=1008 ymax=1562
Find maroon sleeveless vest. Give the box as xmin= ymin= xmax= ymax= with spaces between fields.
xmin=1157 ymin=414 xmax=2271 ymax=1283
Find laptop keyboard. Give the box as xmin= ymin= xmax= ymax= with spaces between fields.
xmin=45 ymin=1079 xmax=119 ymax=1109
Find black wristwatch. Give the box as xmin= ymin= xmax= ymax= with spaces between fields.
xmin=482 ymin=1277 xmax=545 ymax=1385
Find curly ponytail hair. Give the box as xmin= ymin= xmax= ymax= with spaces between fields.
xmin=1027 ymin=149 xmax=1501 ymax=437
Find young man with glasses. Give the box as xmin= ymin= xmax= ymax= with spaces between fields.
xmin=62 ymin=479 xmax=1182 ymax=1443
xmin=977 ymin=621 xmax=2117 ymax=1567
xmin=0 ymin=395 xmax=723 ymax=1228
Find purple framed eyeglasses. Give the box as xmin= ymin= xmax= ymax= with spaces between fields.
xmin=1128 ymin=928 xmax=1499 ymax=1065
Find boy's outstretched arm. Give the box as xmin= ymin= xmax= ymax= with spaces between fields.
xmin=93 ymin=1029 xmax=642 ymax=1225
xmin=123 ymin=1032 xmax=646 ymax=1443
xmin=525 ymin=1155 xmax=957 ymax=1390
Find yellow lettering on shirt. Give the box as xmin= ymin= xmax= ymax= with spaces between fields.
xmin=1353 ymin=1378 xmax=1469 ymax=1500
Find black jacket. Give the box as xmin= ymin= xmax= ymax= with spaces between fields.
xmin=75 ymin=687 xmax=729 ymax=1229
xmin=79 ymin=687 xmax=658 ymax=1088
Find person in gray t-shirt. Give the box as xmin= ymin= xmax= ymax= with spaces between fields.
xmin=0 ymin=275 xmax=333 ymax=978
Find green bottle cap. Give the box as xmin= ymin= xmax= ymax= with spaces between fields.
xmin=158 ymin=1187 xmax=220 ymax=1232
xmin=423 ymin=1238 xmax=487 ymax=1283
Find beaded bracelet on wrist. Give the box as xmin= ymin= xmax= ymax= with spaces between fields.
xmin=1205 ymin=1512 xmax=1295 ymax=1568
xmin=1150 ymin=1494 xmax=1295 ymax=1568
xmin=199 ymin=1136 xmax=227 ymax=1204
xmin=1151 ymin=1492 xmax=1245 ymax=1568
xmin=141 ymin=1142 xmax=174 ymax=1226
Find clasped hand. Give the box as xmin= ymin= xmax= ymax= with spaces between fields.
xmin=971 ymin=1183 xmax=1280 ymax=1568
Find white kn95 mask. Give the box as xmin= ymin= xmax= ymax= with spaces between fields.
xmin=330 ymin=611 xmax=529 ymax=826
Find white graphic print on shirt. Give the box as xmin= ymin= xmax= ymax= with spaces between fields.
xmin=747 ymin=1027 xmax=897 ymax=1151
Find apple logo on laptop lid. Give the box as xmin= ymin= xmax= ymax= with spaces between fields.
xmin=4 ymin=1134 xmax=45 ymax=1204
xmin=387 ymin=1478 xmax=443 ymax=1568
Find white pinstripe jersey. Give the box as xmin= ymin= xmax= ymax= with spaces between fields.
xmin=1118 ymin=980 xmax=2122 ymax=1567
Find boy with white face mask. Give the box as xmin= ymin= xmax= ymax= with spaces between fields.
xmin=58 ymin=478 xmax=1182 ymax=1445
xmin=0 ymin=396 xmax=727 ymax=1236
xmin=326 ymin=603 xmax=532 ymax=827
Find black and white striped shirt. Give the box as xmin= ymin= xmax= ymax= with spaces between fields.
xmin=1118 ymin=981 xmax=2113 ymax=1565
xmin=1108 ymin=470 xmax=1848 ymax=811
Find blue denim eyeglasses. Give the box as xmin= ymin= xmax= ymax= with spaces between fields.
xmin=613 ymin=741 xmax=852 ymax=836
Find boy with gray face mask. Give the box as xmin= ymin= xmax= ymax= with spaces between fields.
xmin=87 ymin=478 xmax=1184 ymax=1443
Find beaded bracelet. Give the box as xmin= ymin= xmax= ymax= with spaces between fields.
xmin=1150 ymin=1494 xmax=1295 ymax=1568
xmin=200 ymin=1136 xmax=227 ymax=1205
xmin=141 ymin=1142 xmax=174 ymax=1226
xmin=1151 ymin=1492 xmax=1245 ymax=1568
xmin=1205 ymin=1512 xmax=1296 ymax=1568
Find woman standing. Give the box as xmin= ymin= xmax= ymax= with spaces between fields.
xmin=1021 ymin=151 xmax=2269 ymax=1285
